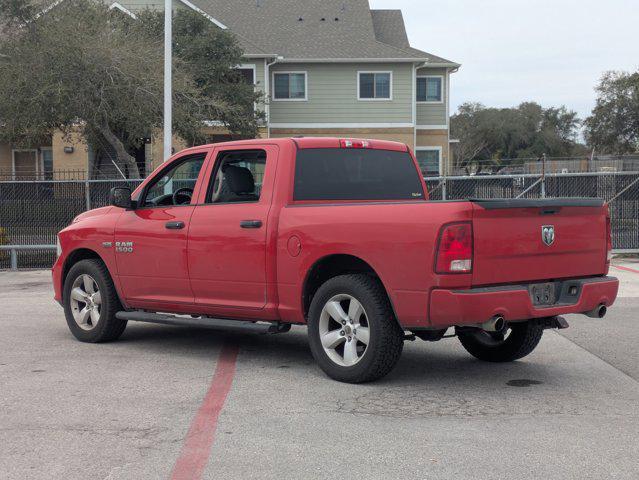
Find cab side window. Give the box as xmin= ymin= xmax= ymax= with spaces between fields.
xmin=142 ymin=154 xmax=206 ymax=207
xmin=207 ymin=150 xmax=266 ymax=204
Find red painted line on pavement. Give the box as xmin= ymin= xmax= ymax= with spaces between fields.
xmin=170 ymin=343 xmax=239 ymax=480
xmin=612 ymin=265 xmax=639 ymax=275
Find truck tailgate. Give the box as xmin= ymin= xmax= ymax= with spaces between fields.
xmin=471 ymin=198 xmax=608 ymax=286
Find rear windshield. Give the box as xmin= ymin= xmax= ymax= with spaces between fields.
xmin=293 ymin=148 xmax=425 ymax=201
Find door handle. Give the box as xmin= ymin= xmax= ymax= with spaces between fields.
xmin=165 ymin=221 xmax=185 ymax=230
xmin=240 ymin=220 xmax=263 ymax=229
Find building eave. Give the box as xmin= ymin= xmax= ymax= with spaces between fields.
xmin=178 ymin=0 xmax=227 ymax=29
xmin=275 ymin=58 xmax=447 ymax=64
xmin=242 ymin=53 xmax=282 ymax=59
xmin=108 ymin=2 xmax=137 ymax=19
xmin=423 ymin=62 xmax=462 ymax=69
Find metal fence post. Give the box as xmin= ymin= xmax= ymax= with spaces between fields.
xmin=442 ymin=176 xmax=447 ymax=200
xmin=10 ymin=248 xmax=17 ymax=271
xmin=84 ymin=175 xmax=91 ymax=211
xmin=540 ymin=153 xmax=546 ymax=198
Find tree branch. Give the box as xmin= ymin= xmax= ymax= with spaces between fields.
xmin=97 ymin=120 xmax=140 ymax=179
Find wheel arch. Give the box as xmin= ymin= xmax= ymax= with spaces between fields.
xmin=61 ymin=248 xmax=126 ymax=308
xmin=301 ymin=254 xmax=398 ymax=323
xmin=62 ymin=248 xmax=103 ymax=284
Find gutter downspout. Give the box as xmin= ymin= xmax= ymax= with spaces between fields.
xmin=413 ymin=62 xmax=428 ymax=154
xmin=446 ymin=66 xmax=459 ymax=176
xmin=265 ymin=56 xmax=283 ymax=138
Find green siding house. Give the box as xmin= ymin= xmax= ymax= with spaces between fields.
xmin=116 ymin=0 xmax=460 ymax=176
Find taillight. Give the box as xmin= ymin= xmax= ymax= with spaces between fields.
xmin=605 ymin=212 xmax=612 ymax=263
xmin=340 ymin=139 xmax=369 ymax=149
xmin=435 ymin=222 xmax=473 ymax=274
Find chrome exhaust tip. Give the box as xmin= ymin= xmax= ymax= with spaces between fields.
xmin=584 ymin=304 xmax=607 ymax=319
xmin=481 ymin=315 xmax=506 ymax=332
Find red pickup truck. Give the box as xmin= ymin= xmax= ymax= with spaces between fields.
xmin=53 ymin=137 xmax=619 ymax=382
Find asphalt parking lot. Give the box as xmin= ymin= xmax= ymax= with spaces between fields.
xmin=1 ymin=261 xmax=638 ymax=480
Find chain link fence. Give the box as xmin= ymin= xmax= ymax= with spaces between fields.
xmin=448 ymin=154 xmax=639 ymax=176
xmin=0 ymin=178 xmax=143 ymax=269
xmin=425 ymin=171 xmax=639 ymax=252
xmin=1 ymin=170 xmax=638 ymax=269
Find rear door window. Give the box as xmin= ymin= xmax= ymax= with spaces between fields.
xmin=293 ymin=148 xmax=424 ymax=201
xmin=206 ymin=150 xmax=266 ymax=204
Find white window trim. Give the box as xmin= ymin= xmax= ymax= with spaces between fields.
xmin=11 ymin=149 xmax=41 ymax=179
xmin=415 ymin=146 xmax=443 ymax=176
xmin=416 ymin=75 xmax=444 ymax=104
xmin=272 ymin=71 xmax=308 ymax=102
xmin=357 ymin=71 xmax=393 ymax=101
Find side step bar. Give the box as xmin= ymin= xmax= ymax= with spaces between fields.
xmin=115 ymin=311 xmax=292 ymax=334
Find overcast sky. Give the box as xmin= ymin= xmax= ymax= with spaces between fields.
xmin=369 ymin=0 xmax=639 ymax=120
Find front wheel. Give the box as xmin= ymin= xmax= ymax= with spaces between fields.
xmin=307 ymin=274 xmax=404 ymax=383
xmin=63 ymin=259 xmax=127 ymax=343
xmin=456 ymin=320 xmax=544 ymax=362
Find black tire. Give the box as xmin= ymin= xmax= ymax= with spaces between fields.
xmin=63 ymin=259 xmax=127 ymax=343
xmin=456 ymin=320 xmax=544 ymax=362
xmin=307 ymin=274 xmax=404 ymax=383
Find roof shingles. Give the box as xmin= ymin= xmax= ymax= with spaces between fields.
xmin=192 ymin=0 xmax=458 ymax=64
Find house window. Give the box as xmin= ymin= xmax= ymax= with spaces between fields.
xmin=415 ymin=148 xmax=442 ymax=177
xmin=358 ymin=72 xmax=392 ymax=100
xmin=236 ymin=66 xmax=256 ymax=85
xmin=12 ymin=149 xmax=40 ymax=180
xmin=417 ymin=76 xmax=443 ymax=103
xmin=273 ymin=72 xmax=307 ymax=100
xmin=41 ymin=147 xmax=53 ymax=180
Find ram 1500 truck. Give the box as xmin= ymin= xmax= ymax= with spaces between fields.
xmin=52 ymin=138 xmax=619 ymax=383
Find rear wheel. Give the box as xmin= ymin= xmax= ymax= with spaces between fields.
xmin=307 ymin=274 xmax=404 ymax=383
xmin=63 ymin=259 xmax=127 ymax=343
xmin=456 ymin=320 xmax=544 ymax=362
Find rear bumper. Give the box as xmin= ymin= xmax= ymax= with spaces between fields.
xmin=429 ymin=276 xmax=619 ymax=327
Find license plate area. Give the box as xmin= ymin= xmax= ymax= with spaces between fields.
xmin=529 ymin=282 xmax=556 ymax=306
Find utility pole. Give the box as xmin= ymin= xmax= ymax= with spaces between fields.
xmin=163 ymin=0 xmax=172 ymax=162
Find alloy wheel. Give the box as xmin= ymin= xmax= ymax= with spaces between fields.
xmin=318 ymin=294 xmax=370 ymax=367
xmin=69 ymin=274 xmax=102 ymax=331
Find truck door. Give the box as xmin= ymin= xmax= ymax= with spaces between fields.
xmin=187 ymin=145 xmax=278 ymax=312
xmin=114 ymin=150 xmax=209 ymax=306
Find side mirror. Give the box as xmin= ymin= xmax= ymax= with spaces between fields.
xmin=109 ymin=187 xmax=133 ymax=209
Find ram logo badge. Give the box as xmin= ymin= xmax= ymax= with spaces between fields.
xmin=541 ymin=225 xmax=555 ymax=246
xmin=115 ymin=241 xmax=134 ymax=253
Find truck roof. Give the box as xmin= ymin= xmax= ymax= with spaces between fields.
xmin=175 ymin=137 xmax=410 ymax=157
